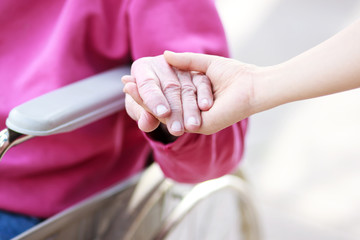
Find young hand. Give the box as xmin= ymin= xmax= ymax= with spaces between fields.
xmin=164 ymin=51 xmax=260 ymax=135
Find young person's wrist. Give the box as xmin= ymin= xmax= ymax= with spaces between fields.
xmin=250 ymin=64 xmax=288 ymax=115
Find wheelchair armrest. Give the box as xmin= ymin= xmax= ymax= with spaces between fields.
xmin=6 ymin=66 xmax=130 ymax=136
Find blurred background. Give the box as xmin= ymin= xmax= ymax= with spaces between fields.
xmin=215 ymin=0 xmax=360 ymax=239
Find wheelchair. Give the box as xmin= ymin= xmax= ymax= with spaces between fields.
xmin=0 ymin=67 xmax=260 ymax=240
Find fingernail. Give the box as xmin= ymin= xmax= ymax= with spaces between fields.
xmin=187 ymin=117 xmax=199 ymax=126
xmin=156 ymin=105 xmax=168 ymax=116
xmin=201 ymin=99 xmax=209 ymax=107
xmin=171 ymin=121 xmax=182 ymax=132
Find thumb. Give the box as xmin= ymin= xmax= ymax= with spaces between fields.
xmin=164 ymin=51 xmax=216 ymax=73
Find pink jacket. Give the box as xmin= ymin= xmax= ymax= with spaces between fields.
xmin=0 ymin=0 xmax=247 ymax=218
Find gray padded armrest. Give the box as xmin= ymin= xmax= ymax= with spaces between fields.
xmin=6 ymin=66 xmax=130 ymax=136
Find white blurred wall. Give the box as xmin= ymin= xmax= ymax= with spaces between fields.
xmin=216 ymin=1 xmax=360 ymax=239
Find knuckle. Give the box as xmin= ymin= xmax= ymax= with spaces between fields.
xmin=137 ymin=79 xmax=160 ymax=106
xmin=176 ymin=70 xmax=190 ymax=79
xmin=171 ymin=106 xmax=183 ymax=114
xmin=137 ymin=77 xmax=156 ymax=90
xmin=162 ymin=80 xmax=181 ymax=94
xmin=181 ymin=84 xmax=196 ymax=97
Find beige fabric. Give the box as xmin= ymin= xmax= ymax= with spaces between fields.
xmin=13 ymin=165 xmax=259 ymax=240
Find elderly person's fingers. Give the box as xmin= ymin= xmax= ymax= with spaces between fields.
xmin=124 ymin=81 xmax=166 ymax=126
xmin=131 ymin=58 xmax=171 ymax=118
xmin=164 ymin=51 xmax=215 ymax=111
xmin=123 ymin=82 xmax=146 ymax=110
xmin=153 ymin=62 xmax=184 ymax=136
xmin=124 ymin=77 xmax=167 ymax=120
xmin=174 ymin=69 xmax=201 ymax=132
xmin=121 ymin=75 xmax=136 ymax=84
xmin=124 ymin=92 xmax=160 ymax=132
xmin=132 ymin=56 xmax=185 ymax=136
xmin=123 ymin=73 xmax=185 ymax=135
xmin=191 ymin=73 xmax=213 ymax=111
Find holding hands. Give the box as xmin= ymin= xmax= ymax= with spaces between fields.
xmin=123 ymin=52 xmax=257 ymax=136
xmin=160 ymin=19 xmax=360 ymax=136
xmin=122 ymin=55 xmax=215 ymax=137
xmin=164 ymin=51 xmax=258 ymax=134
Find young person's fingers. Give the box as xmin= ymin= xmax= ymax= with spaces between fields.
xmin=164 ymin=51 xmax=216 ymax=73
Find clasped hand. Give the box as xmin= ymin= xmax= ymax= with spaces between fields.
xmin=123 ymin=52 xmax=257 ymax=136
xmin=122 ymin=55 xmax=213 ymax=137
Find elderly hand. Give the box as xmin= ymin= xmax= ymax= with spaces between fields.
xmin=122 ymin=55 xmax=214 ymax=137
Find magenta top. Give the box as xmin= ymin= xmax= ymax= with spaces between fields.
xmin=0 ymin=0 xmax=247 ymax=218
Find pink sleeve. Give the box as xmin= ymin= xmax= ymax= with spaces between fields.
xmin=145 ymin=120 xmax=248 ymax=183
xmin=127 ymin=0 xmax=247 ymax=183
xmin=127 ymin=0 xmax=229 ymax=58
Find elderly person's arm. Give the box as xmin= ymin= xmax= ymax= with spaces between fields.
xmin=125 ymin=0 xmax=247 ymax=182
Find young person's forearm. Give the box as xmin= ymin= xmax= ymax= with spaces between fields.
xmin=255 ymin=20 xmax=360 ymax=113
